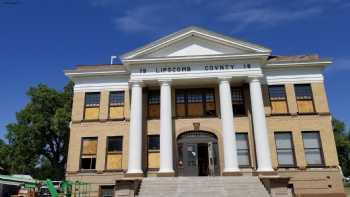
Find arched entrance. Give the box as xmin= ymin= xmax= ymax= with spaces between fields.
xmin=177 ymin=131 xmax=220 ymax=176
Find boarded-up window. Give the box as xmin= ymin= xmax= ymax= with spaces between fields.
xmin=302 ymin=132 xmax=324 ymax=166
xmin=231 ymin=88 xmax=245 ymax=115
xmin=205 ymin=89 xmax=216 ymax=116
xmin=80 ymin=137 xmax=97 ymax=170
xmin=148 ymin=135 xmax=160 ymax=169
xmin=176 ymin=90 xmax=186 ymax=117
xmin=269 ymin=85 xmax=288 ymax=114
xmin=175 ymin=89 xmax=216 ymax=117
xmin=295 ymin=84 xmax=315 ymax=113
xmin=187 ymin=90 xmax=204 ymax=117
xmin=236 ymin=133 xmax=250 ymax=167
xmin=84 ymin=92 xmax=100 ymax=120
xmin=109 ymin=91 xmax=124 ymax=119
xmin=106 ymin=136 xmax=123 ymax=170
xmin=148 ymin=91 xmax=160 ymax=119
xmin=275 ymin=132 xmax=295 ymax=167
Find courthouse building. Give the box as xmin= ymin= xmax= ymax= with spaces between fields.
xmin=64 ymin=27 xmax=345 ymax=196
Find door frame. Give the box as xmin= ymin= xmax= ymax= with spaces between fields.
xmin=176 ymin=130 xmax=220 ymax=176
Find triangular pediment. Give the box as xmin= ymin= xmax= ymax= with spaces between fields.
xmin=121 ymin=26 xmax=271 ymax=61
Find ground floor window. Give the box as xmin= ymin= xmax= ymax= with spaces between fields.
xmin=148 ymin=135 xmax=160 ymax=169
xmin=302 ymin=131 xmax=324 ymax=166
xmin=274 ymin=132 xmax=296 ymax=167
xmin=80 ymin=137 xmax=97 ymax=170
xmin=236 ymin=133 xmax=250 ymax=167
xmin=100 ymin=186 xmax=114 ymax=197
xmin=105 ymin=136 xmax=123 ymax=170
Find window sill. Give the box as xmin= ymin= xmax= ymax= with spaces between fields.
xmin=174 ymin=116 xmax=218 ymax=119
xmin=297 ymin=112 xmax=317 ymax=115
xmin=306 ymin=164 xmax=326 ymax=168
xmin=277 ymin=165 xmax=297 ymax=169
xmin=78 ymin=169 xmax=97 ymax=173
xmin=270 ymin=113 xmax=291 ymax=116
xmin=148 ymin=150 xmax=160 ymax=153
xmin=107 ymin=118 xmax=126 ymax=121
xmin=103 ymin=169 xmax=124 ymax=173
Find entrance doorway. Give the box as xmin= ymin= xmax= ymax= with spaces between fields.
xmin=177 ymin=131 xmax=220 ymax=176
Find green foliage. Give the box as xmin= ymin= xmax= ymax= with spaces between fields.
xmin=332 ymin=118 xmax=350 ymax=176
xmin=1 ymin=81 xmax=73 ymax=180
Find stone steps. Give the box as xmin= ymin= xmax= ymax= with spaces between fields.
xmin=137 ymin=176 xmax=270 ymax=197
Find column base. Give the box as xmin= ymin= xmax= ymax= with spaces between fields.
xmin=222 ymin=171 xmax=243 ymax=176
xmin=125 ymin=171 xmax=144 ymax=178
xmin=157 ymin=171 xmax=175 ymax=177
xmin=253 ymin=171 xmax=278 ymax=176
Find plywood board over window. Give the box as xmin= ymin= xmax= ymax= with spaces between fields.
xmin=84 ymin=92 xmax=100 ymax=120
xmin=106 ymin=136 xmax=123 ymax=170
xmin=80 ymin=137 xmax=97 ymax=170
xmin=148 ymin=91 xmax=160 ymax=119
xmin=295 ymin=84 xmax=315 ymax=114
xmin=148 ymin=135 xmax=160 ymax=169
xmin=109 ymin=91 xmax=125 ymax=120
xmin=269 ymin=85 xmax=288 ymax=114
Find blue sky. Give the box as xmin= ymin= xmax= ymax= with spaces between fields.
xmin=0 ymin=0 xmax=349 ymax=138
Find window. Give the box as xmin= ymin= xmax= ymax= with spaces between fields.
xmin=302 ymin=132 xmax=324 ymax=166
xmin=175 ymin=89 xmax=216 ymax=117
xmin=231 ymin=88 xmax=245 ymax=115
xmin=148 ymin=135 xmax=160 ymax=169
xmin=84 ymin=92 xmax=100 ymax=120
xmin=274 ymin=132 xmax=295 ymax=167
xmin=80 ymin=137 xmax=97 ymax=170
xmin=148 ymin=90 xmax=160 ymax=119
xmin=187 ymin=90 xmax=204 ymax=117
xmin=109 ymin=91 xmax=124 ymax=119
xmin=176 ymin=90 xmax=186 ymax=117
xmin=294 ymin=84 xmax=315 ymax=113
xmin=106 ymin=136 xmax=123 ymax=170
xmin=269 ymin=85 xmax=288 ymax=114
xmin=236 ymin=133 xmax=250 ymax=167
xmin=100 ymin=186 xmax=114 ymax=197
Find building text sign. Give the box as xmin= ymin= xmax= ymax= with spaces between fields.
xmin=138 ymin=64 xmax=253 ymax=73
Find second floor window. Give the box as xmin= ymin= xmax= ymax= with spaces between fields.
xmin=302 ymin=131 xmax=324 ymax=166
xmin=148 ymin=135 xmax=160 ymax=169
xmin=148 ymin=90 xmax=160 ymax=119
xmin=109 ymin=91 xmax=124 ymax=120
xmin=274 ymin=132 xmax=295 ymax=167
xmin=80 ymin=137 xmax=97 ymax=170
xmin=295 ymin=84 xmax=315 ymax=114
xmin=231 ymin=88 xmax=245 ymax=115
xmin=236 ymin=133 xmax=250 ymax=167
xmin=269 ymin=85 xmax=288 ymax=114
xmin=106 ymin=136 xmax=123 ymax=170
xmin=84 ymin=92 xmax=100 ymax=120
xmin=175 ymin=89 xmax=216 ymax=118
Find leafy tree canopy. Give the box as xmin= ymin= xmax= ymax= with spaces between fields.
xmin=332 ymin=118 xmax=350 ymax=176
xmin=1 ymin=82 xmax=73 ymax=180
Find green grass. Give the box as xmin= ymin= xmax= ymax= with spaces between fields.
xmin=345 ymin=183 xmax=350 ymax=196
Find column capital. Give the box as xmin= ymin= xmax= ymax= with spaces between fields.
xmin=129 ymin=80 xmax=144 ymax=87
xmin=247 ymin=77 xmax=262 ymax=83
xmin=217 ymin=77 xmax=232 ymax=84
xmin=158 ymin=79 xmax=172 ymax=85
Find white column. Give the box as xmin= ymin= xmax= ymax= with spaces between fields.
xmin=249 ymin=78 xmax=273 ymax=172
xmin=218 ymin=77 xmax=240 ymax=173
xmin=158 ymin=79 xmax=174 ymax=174
xmin=127 ymin=81 xmax=143 ymax=174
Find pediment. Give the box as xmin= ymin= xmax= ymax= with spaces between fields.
xmin=121 ymin=26 xmax=271 ymax=61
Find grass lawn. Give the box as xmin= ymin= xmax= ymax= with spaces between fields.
xmin=345 ymin=183 xmax=350 ymax=196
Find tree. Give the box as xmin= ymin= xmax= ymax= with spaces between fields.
xmin=332 ymin=118 xmax=350 ymax=176
xmin=3 ymin=81 xmax=73 ymax=179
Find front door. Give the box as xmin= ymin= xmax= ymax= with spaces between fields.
xmin=177 ymin=131 xmax=220 ymax=176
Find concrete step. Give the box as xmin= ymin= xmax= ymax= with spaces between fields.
xmin=137 ymin=176 xmax=270 ymax=197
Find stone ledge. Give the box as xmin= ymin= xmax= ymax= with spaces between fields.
xmin=125 ymin=172 xmax=144 ymax=178
xmin=253 ymin=171 xmax=278 ymax=176
xmin=222 ymin=171 xmax=243 ymax=176
xmin=157 ymin=171 xmax=176 ymax=177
